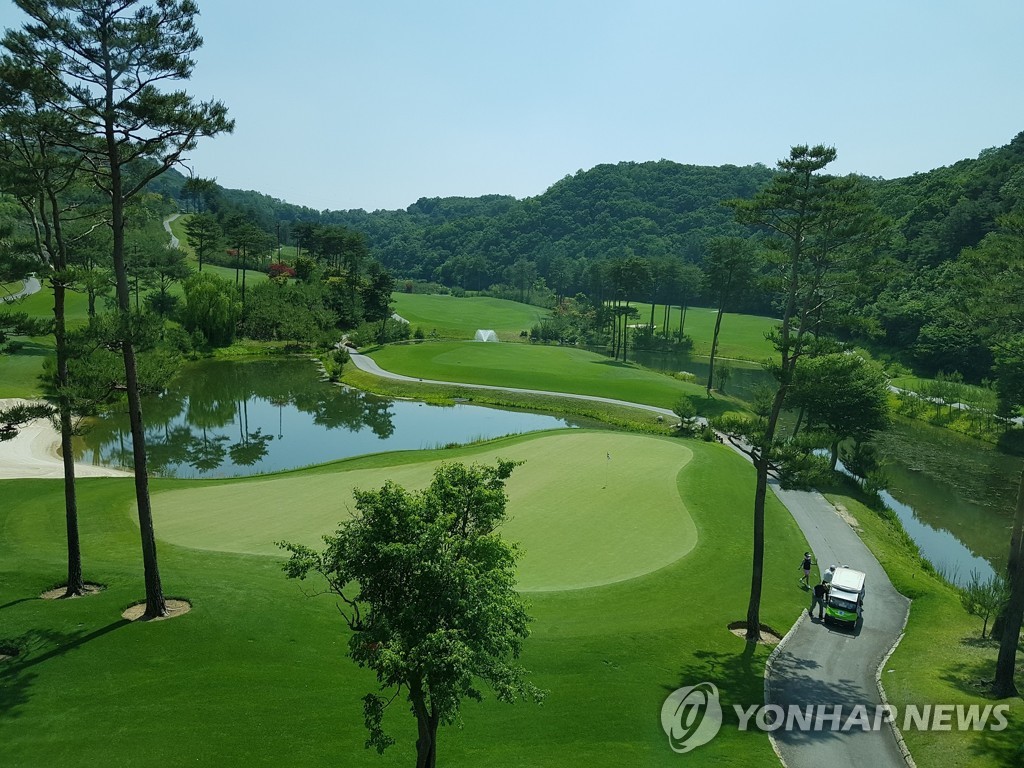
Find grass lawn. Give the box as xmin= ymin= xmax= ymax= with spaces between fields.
xmin=0 ymin=430 xmax=808 ymax=767
xmin=391 ymin=293 xmax=550 ymax=341
xmin=626 ymin=303 xmax=778 ymax=362
xmin=1 ymin=279 xmax=25 ymax=297
xmin=366 ymin=341 xmax=746 ymax=419
xmin=821 ymin=481 xmax=1024 ymax=766
xmin=0 ymin=234 xmax=267 ymax=398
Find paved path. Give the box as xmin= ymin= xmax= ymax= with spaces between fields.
xmin=348 ymin=351 xmax=679 ymax=421
xmin=163 ymin=213 xmax=181 ymax=248
xmin=2 ymin=275 xmax=41 ymax=303
xmin=766 ymin=485 xmax=911 ymax=768
xmin=349 ymin=349 xmax=913 ymax=768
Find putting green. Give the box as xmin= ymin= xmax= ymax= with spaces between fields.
xmin=150 ymin=432 xmax=698 ymax=591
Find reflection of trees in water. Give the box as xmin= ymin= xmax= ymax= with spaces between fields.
xmin=77 ymin=358 xmax=395 ymax=475
xmin=293 ymin=386 xmax=395 ymax=438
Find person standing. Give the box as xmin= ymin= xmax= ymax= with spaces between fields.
xmin=799 ymin=552 xmax=813 ymax=587
xmin=810 ymin=579 xmax=828 ymax=620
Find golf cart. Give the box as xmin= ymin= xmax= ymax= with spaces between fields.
xmin=823 ymin=566 xmax=866 ymax=627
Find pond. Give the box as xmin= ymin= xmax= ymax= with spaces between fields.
xmin=74 ymin=353 xmax=1016 ymax=585
xmin=633 ymin=349 xmax=1015 ymax=585
xmin=74 ymin=357 xmax=579 ymax=479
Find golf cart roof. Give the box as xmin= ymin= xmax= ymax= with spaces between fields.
xmin=831 ymin=567 xmax=866 ymax=593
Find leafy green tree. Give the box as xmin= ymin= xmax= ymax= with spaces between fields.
xmin=180 ymin=272 xmax=238 ymax=347
xmin=703 ymin=237 xmax=757 ymax=396
xmin=0 ymin=59 xmax=100 ymax=596
xmin=5 ymin=0 xmax=233 ymax=618
xmin=787 ymin=352 xmax=891 ymax=469
xmin=183 ymin=211 xmax=222 ymax=272
xmin=719 ymin=145 xmax=886 ymax=642
xmin=361 ymin=261 xmax=395 ymax=343
xmin=959 ymin=570 xmax=1009 ymax=640
xmin=951 ymin=210 xmax=1024 ymax=694
xmin=280 ymin=460 xmax=544 ymax=768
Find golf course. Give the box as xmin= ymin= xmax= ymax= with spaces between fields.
xmin=0 ymin=428 xmax=807 ymax=766
xmin=2 ymin=294 xmax=1020 ymax=767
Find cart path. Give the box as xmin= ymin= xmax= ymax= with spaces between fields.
xmin=349 ymin=349 xmax=913 ymax=768
xmin=2 ymin=275 xmax=41 ymax=303
xmin=766 ymin=485 xmax=912 ymax=768
xmin=348 ymin=350 xmax=679 ymax=421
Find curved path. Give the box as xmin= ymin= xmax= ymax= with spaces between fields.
xmin=2 ymin=275 xmax=41 ymax=303
xmin=348 ymin=351 xmax=679 ymax=421
xmin=349 ymin=349 xmax=913 ymax=768
xmin=163 ymin=213 xmax=181 ymax=248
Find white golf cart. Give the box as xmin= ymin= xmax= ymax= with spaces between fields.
xmin=823 ymin=566 xmax=866 ymax=627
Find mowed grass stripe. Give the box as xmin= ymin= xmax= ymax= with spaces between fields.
xmin=151 ymin=432 xmax=697 ymax=591
xmin=368 ymin=341 xmax=713 ymax=410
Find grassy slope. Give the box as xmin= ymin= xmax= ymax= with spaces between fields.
xmin=366 ymin=341 xmax=746 ymax=419
xmin=637 ymin=303 xmax=778 ymax=362
xmin=822 ymin=485 xmax=1024 ymax=767
xmin=0 ymin=219 xmax=269 ymax=398
xmin=391 ymin=292 xmax=550 ymax=341
xmin=0 ymin=432 xmax=808 ymax=767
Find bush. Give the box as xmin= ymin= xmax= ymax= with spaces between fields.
xmin=672 ymin=396 xmax=701 ymax=437
xmin=267 ymin=262 xmax=297 ymax=280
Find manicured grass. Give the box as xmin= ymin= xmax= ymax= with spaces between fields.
xmin=0 ymin=288 xmax=91 ymax=397
xmin=366 ymin=341 xmax=746 ymax=419
xmin=0 ymin=431 xmax=808 ymax=767
xmin=628 ymin=303 xmax=778 ymax=362
xmin=152 ymin=432 xmax=697 ymax=592
xmin=1 ymin=280 xmax=24 ymax=297
xmin=391 ymin=293 xmax=549 ymax=340
xmin=822 ymin=483 xmax=1024 ymax=766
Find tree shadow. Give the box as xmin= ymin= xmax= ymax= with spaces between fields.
xmin=765 ymin=644 xmax=873 ymax=746
xmin=0 ymin=597 xmax=39 ymax=612
xmin=969 ymin=708 xmax=1024 ymax=768
xmin=0 ymin=620 xmax=129 ymax=719
xmin=668 ymin=643 xmax=765 ymax=727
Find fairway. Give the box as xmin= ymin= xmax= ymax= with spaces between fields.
xmin=151 ymin=432 xmax=698 ymax=591
xmin=391 ymin=292 xmax=549 ymax=340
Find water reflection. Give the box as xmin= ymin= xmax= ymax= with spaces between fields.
xmin=75 ymin=358 xmax=575 ymax=478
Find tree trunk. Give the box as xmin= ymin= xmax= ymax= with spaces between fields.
xmin=109 ymin=136 xmax=166 ymax=619
xmin=411 ymin=684 xmax=439 ymax=768
xmin=993 ymin=467 xmax=1024 ymax=639
xmin=746 ymin=384 xmax=789 ymax=642
xmin=707 ymin=305 xmax=725 ymax=396
xmin=993 ymin=542 xmax=1024 ymax=697
xmin=992 ymin=466 xmax=1024 ymax=696
xmin=622 ymin=304 xmax=629 ymax=364
xmin=54 ymin=281 xmax=84 ymax=597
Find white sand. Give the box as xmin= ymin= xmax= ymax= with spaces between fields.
xmin=0 ymin=399 xmax=132 ymax=479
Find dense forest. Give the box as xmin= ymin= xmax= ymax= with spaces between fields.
xmin=144 ymin=130 xmax=1024 ymax=382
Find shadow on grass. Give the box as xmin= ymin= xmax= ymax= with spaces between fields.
xmin=668 ymin=644 xmax=762 ymax=727
xmin=970 ymin=709 xmax=1024 ymax=768
xmin=0 ymin=597 xmax=39 ymax=612
xmin=0 ymin=620 xmax=129 ymax=718
xmin=6 ymin=339 xmax=52 ymax=358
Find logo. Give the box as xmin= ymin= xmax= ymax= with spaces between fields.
xmin=660 ymin=682 xmax=723 ymax=753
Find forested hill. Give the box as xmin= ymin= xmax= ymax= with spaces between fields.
xmin=166 ymin=160 xmax=776 ymax=294
xmin=161 ymin=132 xmax=1024 ymax=378
xmin=323 ymin=161 xmax=776 ymax=291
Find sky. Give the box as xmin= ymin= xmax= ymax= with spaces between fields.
xmin=3 ymin=0 xmax=1024 ymax=212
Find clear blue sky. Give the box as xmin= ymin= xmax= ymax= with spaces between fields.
xmin=3 ymin=0 xmax=1024 ymax=212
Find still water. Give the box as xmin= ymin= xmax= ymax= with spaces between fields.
xmin=74 ymin=357 xmax=577 ymax=479
xmin=633 ymin=349 xmax=1015 ymax=584
xmin=76 ymin=354 xmax=1014 ymax=583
